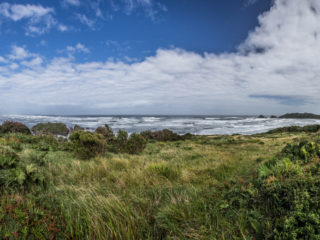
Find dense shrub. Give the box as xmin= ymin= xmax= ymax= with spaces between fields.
xmin=108 ymin=131 xmax=147 ymax=154
xmin=110 ymin=130 xmax=128 ymax=153
xmin=32 ymin=122 xmax=69 ymax=136
xmin=0 ymin=121 xmax=31 ymax=135
xmin=280 ymin=141 xmax=320 ymax=163
xmin=221 ymin=141 xmax=320 ymax=239
xmin=0 ymin=147 xmax=20 ymax=169
xmin=95 ymin=124 xmax=115 ymax=142
xmin=127 ymin=133 xmax=147 ymax=154
xmin=69 ymin=131 xmax=106 ymax=159
xmin=279 ymin=112 xmax=320 ymax=119
xmin=267 ymin=124 xmax=320 ymax=134
xmin=70 ymin=124 xmax=84 ymax=132
xmin=0 ymin=147 xmax=46 ymax=188
xmin=140 ymin=129 xmax=193 ymax=142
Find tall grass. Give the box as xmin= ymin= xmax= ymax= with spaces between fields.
xmin=1 ymin=131 xmax=316 ymax=239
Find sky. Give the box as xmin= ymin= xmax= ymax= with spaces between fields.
xmin=0 ymin=0 xmax=319 ymax=115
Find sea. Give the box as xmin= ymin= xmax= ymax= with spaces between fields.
xmin=1 ymin=115 xmax=320 ymax=135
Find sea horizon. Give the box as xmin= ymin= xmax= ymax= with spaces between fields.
xmin=1 ymin=114 xmax=320 ymax=136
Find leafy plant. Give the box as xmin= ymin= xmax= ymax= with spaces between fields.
xmin=32 ymin=122 xmax=69 ymax=136
xmin=0 ymin=121 xmax=31 ymax=135
xmin=69 ymin=131 xmax=106 ymax=159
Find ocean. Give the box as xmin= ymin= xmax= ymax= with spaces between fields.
xmin=1 ymin=115 xmax=320 ymax=135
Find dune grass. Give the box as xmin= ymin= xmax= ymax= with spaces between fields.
xmin=0 ymin=131 xmax=319 ymax=239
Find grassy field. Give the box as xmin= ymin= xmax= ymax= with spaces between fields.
xmin=1 ymin=128 xmax=320 ymax=239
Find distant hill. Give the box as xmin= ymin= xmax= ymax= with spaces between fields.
xmin=279 ymin=113 xmax=320 ymax=119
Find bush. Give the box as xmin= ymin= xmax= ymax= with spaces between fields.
xmin=110 ymin=130 xmax=128 ymax=153
xmin=95 ymin=124 xmax=115 ymax=142
xmin=0 ymin=121 xmax=31 ymax=135
xmin=267 ymin=124 xmax=320 ymax=134
xmin=32 ymin=122 xmax=69 ymax=136
xmin=127 ymin=133 xmax=147 ymax=154
xmin=280 ymin=141 xmax=320 ymax=164
xmin=69 ymin=131 xmax=106 ymax=159
xmin=70 ymin=124 xmax=84 ymax=132
xmin=0 ymin=147 xmax=20 ymax=169
xmin=0 ymin=147 xmax=46 ymax=188
xmin=141 ymin=129 xmax=191 ymax=142
xmin=221 ymin=141 xmax=320 ymax=239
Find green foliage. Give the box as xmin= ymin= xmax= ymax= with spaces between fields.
xmin=127 ymin=133 xmax=147 ymax=154
xmin=141 ymin=129 xmax=192 ymax=142
xmin=280 ymin=141 xmax=320 ymax=163
xmin=147 ymin=163 xmax=180 ymax=180
xmin=0 ymin=147 xmax=46 ymax=189
xmin=95 ymin=124 xmax=115 ymax=142
xmin=279 ymin=112 xmax=320 ymax=119
xmin=69 ymin=131 xmax=106 ymax=159
xmin=267 ymin=124 xmax=320 ymax=134
xmin=0 ymin=195 xmax=67 ymax=239
xmin=71 ymin=124 xmax=84 ymax=132
xmin=0 ymin=121 xmax=31 ymax=135
xmin=221 ymin=141 xmax=320 ymax=239
xmin=110 ymin=130 xmax=128 ymax=153
xmin=32 ymin=122 xmax=69 ymax=136
xmin=0 ymin=147 xmax=20 ymax=169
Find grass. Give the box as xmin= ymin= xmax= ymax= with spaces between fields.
xmin=0 ymin=130 xmax=319 ymax=239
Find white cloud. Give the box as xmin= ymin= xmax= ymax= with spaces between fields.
xmin=0 ymin=56 xmax=7 ymax=63
xmin=0 ymin=2 xmax=68 ymax=35
xmin=58 ymin=24 xmax=68 ymax=32
xmin=21 ymin=56 xmax=43 ymax=68
xmin=0 ymin=0 xmax=320 ymax=115
xmin=62 ymin=0 xmax=81 ymax=7
xmin=75 ymin=13 xmax=95 ymax=29
xmin=0 ymin=3 xmax=54 ymax=21
xmin=66 ymin=43 xmax=90 ymax=54
xmin=8 ymin=46 xmax=30 ymax=60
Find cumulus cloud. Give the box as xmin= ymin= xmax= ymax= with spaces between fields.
xmin=0 ymin=0 xmax=320 ymax=115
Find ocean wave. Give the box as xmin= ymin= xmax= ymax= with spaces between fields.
xmin=1 ymin=115 xmax=320 ymax=135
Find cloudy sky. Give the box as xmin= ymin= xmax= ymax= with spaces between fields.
xmin=0 ymin=0 xmax=319 ymax=115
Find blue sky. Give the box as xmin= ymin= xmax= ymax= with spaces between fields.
xmin=0 ymin=0 xmax=320 ymax=115
xmin=0 ymin=0 xmax=272 ymax=61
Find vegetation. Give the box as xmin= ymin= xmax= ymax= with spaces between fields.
xmin=141 ymin=129 xmax=193 ymax=142
xmin=0 ymin=121 xmax=31 ymax=135
xmin=266 ymin=124 xmax=320 ymax=134
xmin=279 ymin=112 xmax=320 ymax=119
xmin=32 ymin=122 xmax=69 ymax=136
xmin=1 ymin=122 xmax=320 ymax=239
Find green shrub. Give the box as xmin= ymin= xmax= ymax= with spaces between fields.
xmin=0 ymin=147 xmax=20 ymax=169
xmin=0 ymin=121 xmax=31 ymax=135
xmin=110 ymin=130 xmax=128 ymax=153
xmin=32 ymin=122 xmax=69 ymax=136
xmin=221 ymin=141 xmax=320 ymax=239
xmin=72 ymin=124 xmax=84 ymax=132
xmin=280 ymin=141 xmax=320 ymax=163
xmin=127 ymin=133 xmax=147 ymax=154
xmin=267 ymin=124 xmax=320 ymax=134
xmin=140 ymin=129 xmax=189 ymax=142
xmin=0 ymin=147 xmax=46 ymax=188
xmin=95 ymin=124 xmax=115 ymax=142
xmin=69 ymin=131 xmax=106 ymax=159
